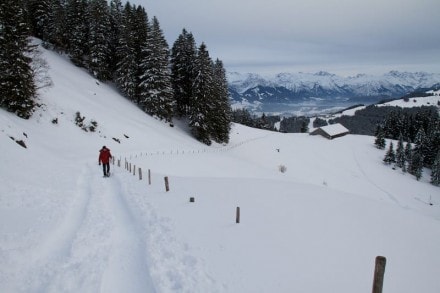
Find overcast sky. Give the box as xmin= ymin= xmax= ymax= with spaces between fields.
xmin=137 ymin=0 xmax=440 ymax=76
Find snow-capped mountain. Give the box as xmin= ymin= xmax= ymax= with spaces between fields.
xmin=228 ymin=71 xmax=440 ymax=115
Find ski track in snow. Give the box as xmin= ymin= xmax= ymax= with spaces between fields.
xmin=5 ymin=162 xmax=218 ymax=293
xmin=11 ymin=163 xmax=156 ymax=293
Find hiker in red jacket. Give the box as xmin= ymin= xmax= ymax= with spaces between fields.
xmin=98 ymin=146 xmax=112 ymax=177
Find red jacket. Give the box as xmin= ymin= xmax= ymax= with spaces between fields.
xmin=99 ymin=147 xmax=112 ymax=164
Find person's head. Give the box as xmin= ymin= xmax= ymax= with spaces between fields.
xmin=102 ymin=146 xmax=106 ymax=150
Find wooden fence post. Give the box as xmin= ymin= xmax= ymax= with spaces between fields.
xmin=139 ymin=168 xmax=142 ymax=180
xmin=133 ymin=165 xmax=136 ymax=176
xmin=148 ymin=169 xmax=151 ymax=185
xmin=236 ymin=207 xmax=240 ymax=223
xmin=372 ymin=256 xmax=386 ymax=293
xmin=164 ymin=176 xmax=170 ymax=192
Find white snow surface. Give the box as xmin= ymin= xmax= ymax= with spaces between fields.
xmin=1 ymin=42 xmax=440 ymax=293
xmin=314 ymin=123 xmax=349 ymax=137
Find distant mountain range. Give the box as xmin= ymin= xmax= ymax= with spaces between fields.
xmin=227 ymin=71 xmax=440 ymax=115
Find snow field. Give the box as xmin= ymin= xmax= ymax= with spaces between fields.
xmin=1 ymin=41 xmax=440 ymax=293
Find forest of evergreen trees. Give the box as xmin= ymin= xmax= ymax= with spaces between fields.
xmin=374 ymin=106 xmax=440 ymax=185
xmin=0 ymin=0 xmax=231 ymax=145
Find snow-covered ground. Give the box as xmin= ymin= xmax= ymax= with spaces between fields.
xmin=1 ymin=42 xmax=440 ymax=293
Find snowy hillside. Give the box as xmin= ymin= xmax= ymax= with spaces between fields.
xmin=1 ymin=42 xmax=440 ymax=293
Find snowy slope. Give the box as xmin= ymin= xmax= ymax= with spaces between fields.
xmin=1 ymin=42 xmax=440 ymax=293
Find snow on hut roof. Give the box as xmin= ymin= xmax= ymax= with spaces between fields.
xmin=319 ymin=123 xmax=349 ymax=136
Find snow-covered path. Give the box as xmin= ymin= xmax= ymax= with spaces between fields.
xmin=2 ymin=163 xmax=156 ymax=293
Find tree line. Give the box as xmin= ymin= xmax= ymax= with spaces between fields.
xmin=0 ymin=0 xmax=231 ymax=145
xmin=375 ymin=107 xmax=440 ymax=185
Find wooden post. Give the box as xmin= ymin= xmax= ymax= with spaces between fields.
xmin=148 ymin=169 xmax=151 ymax=185
xmin=372 ymin=256 xmax=386 ymax=293
xmin=139 ymin=168 xmax=142 ymax=180
xmin=133 ymin=165 xmax=136 ymax=176
xmin=164 ymin=176 xmax=170 ymax=192
xmin=236 ymin=207 xmax=240 ymax=223
xmin=129 ymin=163 xmax=132 ymax=173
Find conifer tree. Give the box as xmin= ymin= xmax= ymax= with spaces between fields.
xmin=171 ymin=29 xmax=197 ymax=117
xmin=409 ymin=150 xmax=424 ymax=180
xmin=375 ymin=125 xmax=386 ymax=149
xmin=395 ymin=134 xmax=406 ymax=169
xmin=383 ymin=142 xmax=396 ymax=165
xmin=0 ymin=0 xmax=36 ymax=118
xmin=404 ymin=142 xmax=412 ymax=172
xmin=87 ymin=0 xmax=111 ymax=80
xmin=65 ymin=0 xmax=89 ymax=66
xmin=189 ymin=43 xmax=214 ymax=145
xmin=45 ymin=0 xmax=68 ymax=49
xmin=109 ymin=0 xmax=124 ymax=75
xmin=210 ymin=59 xmax=231 ymax=143
xmin=114 ymin=3 xmax=138 ymax=101
xmin=27 ymin=0 xmax=50 ymax=40
xmin=138 ymin=16 xmax=174 ymax=122
xmin=431 ymin=151 xmax=440 ymax=186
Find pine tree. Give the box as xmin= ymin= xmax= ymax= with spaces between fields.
xmin=45 ymin=0 xmax=68 ymax=50
xmin=409 ymin=150 xmax=424 ymax=180
xmin=404 ymin=142 xmax=412 ymax=173
xmin=189 ymin=43 xmax=214 ymax=145
xmin=395 ymin=134 xmax=406 ymax=169
xmin=171 ymin=29 xmax=197 ymax=117
xmin=114 ymin=3 xmax=138 ymax=101
xmin=374 ymin=125 xmax=386 ymax=149
xmin=431 ymin=151 xmax=440 ymax=186
xmin=383 ymin=142 xmax=396 ymax=165
xmin=87 ymin=0 xmax=111 ymax=80
xmin=0 ymin=0 xmax=36 ymax=118
xmin=65 ymin=0 xmax=89 ymax=66
xmin=108 ymin=0 xmax=123 ymax=75
xmin=414 ymin=127 xmax=428 ymax=167
xmin=138 ymin=16 xmax=174 ymax=122
xmin=26 ymin=0 xmax=50 ymax=40
xmin=210 ymin=59 xmax=232 ymax=143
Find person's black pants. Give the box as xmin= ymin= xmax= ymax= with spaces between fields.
xmin=102 ymin=163 xmax=110 ymax=176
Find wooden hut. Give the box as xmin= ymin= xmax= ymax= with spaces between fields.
xmin=310 ymin=123 xmax=349 ymax=139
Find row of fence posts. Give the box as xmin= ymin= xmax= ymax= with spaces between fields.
xmin=113 ymin=157 xmax=387 ymax=292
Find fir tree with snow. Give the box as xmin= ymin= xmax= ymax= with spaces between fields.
xmin=138 ymin=16 xmax=174 ymax=122
xmin=383 ymin=141 xmax=396 ymax=165
xmin=171 ymin=29 xmax=197 ymax=117
xmin=189 ymin=43 xmax=214 ymax=145
xmin=395 ymin=134 xmax=406 ymax=169
xmin=431 ymin=151 xmax=440 ymax=186
xmin=374 ymin=125 xmax=386 ymax=149
xmin=87 ymin=0 xmax=112 ymax=81
xmin=209 ymin=59 xmax=232 ymax=144
xmin=0 ymin=0 xmax=36 ymax=118
xmin=65 ymin=0 xmax=89 ymax=67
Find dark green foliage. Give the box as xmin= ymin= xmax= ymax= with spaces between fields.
xmin=431 ymin=151 xmax=440 ymax=186
xmin=383 ymin=142 xmax=396 ymax=165
xmin=279 ymin=116 xmax=310 ymax=133
xmin=409 ymin=149 xmax=424 ymax=180
xmin=65 ymin=0 xmax=89 ymax=66
xmin=0 ymin=0 xmax=36 ymax=118
xmin=139 ymin=16 xmax=174 ymax=122
xmin=374 ymin=125 xmax=386 ymax=149
xmin=395 ymin=135 xmax=406 ymax=169
xmin=189 ymin=43 xmax=213 ymax=145
xmin=171 ymin=29 xmax=197 ymax=117
xmin=313 ymin=117 xmax=328 ymax=128
xmin=87 ymin=0 xmax=111 ymax=80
